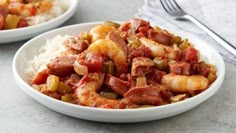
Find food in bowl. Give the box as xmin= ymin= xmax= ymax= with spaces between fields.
xmin=0 ymin=0 xmax=68 ymax=30
xmin=25 ymin=18 xmax=217 ymax=109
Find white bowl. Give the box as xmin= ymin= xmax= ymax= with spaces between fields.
xmin=13 ymin=22 xmax=225 ymax=123
xmin=0 ymin=0 xmax=79 ymax=43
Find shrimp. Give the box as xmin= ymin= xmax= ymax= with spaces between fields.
xmin=36 ymin=1 xmax=52 ymax=13
xmin=8 ymin=2 xmax=37 ymax=16
xmin=87 ymin=39 xmax=128 ymax=75
xmin=90 ymin=24 xmax=116 ymax=42
xmin=8 ymin=1 xmax=52 ymax=17
xmin=139 ymin=37 xmax=178 ymax=59
xmin=75 ymin=73 xmax=120 ymax=108
xmin=161 ymin=73 xmax=209 ymax=93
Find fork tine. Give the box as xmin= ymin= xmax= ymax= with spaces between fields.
xmin=160 ymin=0 xmax=169 ymax=13
xmin=160 ymin=0 xmax=186 ymax=16
xmin=171 ymin=0 xmax=185 ymax=12
xmin=166 ymin=0 xmax=178 ymax=11
xmin=166 ymin=0 xmax=177 ymax=11
xmin=160 ymin=0 xmax=172 ymax=14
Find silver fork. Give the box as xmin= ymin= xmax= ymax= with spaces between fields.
xmin=160 ymin=0 xmax=236 ymax=57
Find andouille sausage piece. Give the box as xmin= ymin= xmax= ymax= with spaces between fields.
xmin=146 ymin=68 xmax=166 ymax=83
xmin=0 ymin=5 xmax=8 ymax=30
xmin=182 ymin=47 xmax=199 ymax=63
xmin=169 ymin=61 xmax=191 ymax=76
xmin=0 ymin=5 xmax=8 ymax=18
xmin=124 ymin=85 xmax=162 ymax=105
xmin=64 ymin=36 xmax=89 ymax=53
xmin=105 ymin=74 xmax=131 ymax=95
xmin=106 ymin=31 xmax=128 ymax=56
xmin=130 ymin=18 xmax=150 ymax=31
xmin=148 ymin=30 xmax=172 ymax=45
xmin=47 ymin=56 xmax=76 ymax=77
xmin=129 ymin=45 xmax=152 ymax=61
xmin=0 ymin=15 xmax=4 ymax=30
xmin=17 ymin=18 xmax=29 ymax=28
xmin=131 ymin=57 xmax=154 ymax=77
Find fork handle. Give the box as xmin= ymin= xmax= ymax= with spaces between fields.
xmin=183 ymin=15 xmax=236 ymax=56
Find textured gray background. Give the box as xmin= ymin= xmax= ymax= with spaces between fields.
xmin=0 ymin=0 xmax=236 ymax=133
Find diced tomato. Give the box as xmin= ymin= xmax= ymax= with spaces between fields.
xmin=30 ymin=6 xmax=37 ymax=16
xmin=138 ymin=26 xmax=149 ymax=36
xmin=33 ymin=69 xmax=49 ymax=85
xmin=79 ymin=53 xmax=104 ymax=73
xmin=183 ymin=47 xmax=199 ymax=63
xmin=119 ymin=22 xmax=130 ymax=32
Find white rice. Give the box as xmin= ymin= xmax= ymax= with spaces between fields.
xmin=25 ymin=35 xmax=73 ymax=82
xmin=27 ymin=0 xmax=68 ymax=25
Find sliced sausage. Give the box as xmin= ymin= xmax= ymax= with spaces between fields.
xmin=78 ymin=52 xmax=104 ymax=73
xmin=131 ymin=57 xmax=154 ymax=77
xmin=0 ymin=5 xmax=8 ymax=18
xmin=169 ymin=61 xmax=191 ymax=75
xmin=105 ymin=74 xmax=131 ymax=95
xmin=106 ymin=31 xmax=128 ymax=56
xmin=129 ymin=45 xmax=152 ymax=61
xmin=17 ymin=18 xmax=29 ymax=28
xmin=124 ymin=85 xmax=162 ymax=105
xmin=0 ymin=5 xmax=8 ymax=30
xmin=64 ymin=36 xmax=89 ymax=53
xmin=146 ymin=68 xmax=166 ymax=83
xmin=130 ymin=18 xmax=150 ymax=31
xmin=191 ymin=62 xmax=210 ymax=77
xmin=47 ymin=56 xmax=76 ymax=77
xmin=0 ymin=15 xmax=4 ymax=30
xmin=148 ymin=30 xmax=172 ymax=45
xmin=182 ymin=47 xmax=199 ymax=63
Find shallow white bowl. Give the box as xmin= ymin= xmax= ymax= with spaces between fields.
xmin=0 ymin=0 xmax=78 ymax=43
xmin=13 ymin=22 xmax=225 ymax=123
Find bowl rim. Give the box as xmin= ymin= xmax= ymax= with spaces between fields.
xmin=12 ymin=22 xmax=225 ymax=113
xmin=0 ymin=0 xmax=79 ymax=37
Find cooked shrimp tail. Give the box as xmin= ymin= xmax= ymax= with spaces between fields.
xmin=140 ymin=37 xmax=178 ymax=59
xmin=161 ymin=73 xmax=209 ymax=93
xmin=75 ymin=73 xmax=120 ymax=108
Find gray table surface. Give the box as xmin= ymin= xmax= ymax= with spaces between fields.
xmin=0 ymin=0 xmax=236 ymax=133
